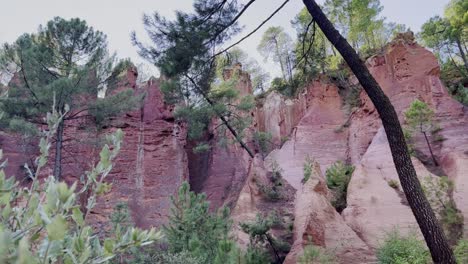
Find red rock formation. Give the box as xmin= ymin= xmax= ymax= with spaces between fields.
xmin=0 ymin=68 xmax=188 ymax=230
xmin=90 ymin=77 xmax=188 ymax=229
xmin=190 ymin=68 xmax=255 ymax=209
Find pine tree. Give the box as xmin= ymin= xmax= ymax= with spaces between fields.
xmin=132 ymin=0 xmax=256 ymax=157
xmin=164 ymin=182 xmax=234 ymax=263
xmin=0 ymin=17 xmax=140 ymax=180
xmin=302 ymin=0 xmax=456 ymax=261
xmin=404 ymin=99 xmax=439 ymax=166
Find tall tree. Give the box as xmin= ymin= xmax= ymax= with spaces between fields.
xmin=257 ymin=26 xmax=295 ymax=85
xmin=302 ymin=0 xmax=456 ymax=262
xmin=133 ymin=0 xmax=454 ymax=261
xmin=420 ymin=0 xmax=468 ymax=74
xmin=133 ymin=0 xmax=256 ymax=158
xmin=0 ymin=17 xmax=139 ymax=180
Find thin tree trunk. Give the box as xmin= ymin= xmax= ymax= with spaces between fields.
xmin=302 ymin=1 xmax=456 ymax=263
xmin=274 ymin=38 xmax=287 ymax=81
xmin=53 ymin=119 xmax=64 ymax=180
xmin=423 ymin=131 xmax=439 ymax=166
xmin=455 ymin=37 xmax=468 ymax=72
xmin=186 ymin=75 xmax=255 ymax=158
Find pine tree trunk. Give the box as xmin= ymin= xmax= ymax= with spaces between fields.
xmin=423 ymin=131 xmax=439 ymax=166
xmin=53 ymin=119 xmax=64 ymax=180
xmin=455 ymin=37 xmax=468 ymax=73
xmin=302 ymin=1 xmax=456 ymax=263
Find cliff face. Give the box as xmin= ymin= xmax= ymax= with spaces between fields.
xmin=90 ymin=76 xmax=188 ymax=229
xmin=241 ymin=38 xmax=468 ymax=262
xmin=1 ymin=36 xmax=468 ymax=262
xmin=0 ymin=69 xmax=188 ymax=229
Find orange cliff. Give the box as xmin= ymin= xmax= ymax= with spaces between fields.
xmin=0 ymin=33 xmax=467 ymax=263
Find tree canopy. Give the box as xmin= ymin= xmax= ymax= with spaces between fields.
xmin=0 ymin=17 xmax=140 ymax=179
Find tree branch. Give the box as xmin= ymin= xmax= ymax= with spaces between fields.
xmin=211 ymin=0 xmax=290 ymax=58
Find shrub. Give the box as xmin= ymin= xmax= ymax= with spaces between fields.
xmin=376 ymin=231 xmax=430 ymax=264
xmin=388 ymin=179 xmax=400 ymax=189
xmin=254 ymin=131 xmax=273 ymax=156
xmin=298 ymin=244 xmax=336 ymax=264
xmin=302 ymin=156 xmax=314 ymax=183
xmin=258 ymin=161 xmax=284 ymax=201
xmin=422 ymin=176 xmax=464 ymax=245
xmin=455 ymin=239 xmax=468 ymax=263
xmin=164 ymin=181 xmax=235 ymax=263
xmin=240 ymin=214 xmax=291 ymax=263
xmin=244 ymin=246 xmax=271 ymax=264
xmin=0 ymin=109 xmax=160 ymax=263
xmin=326 ymin=161 xmax=355 ymax=212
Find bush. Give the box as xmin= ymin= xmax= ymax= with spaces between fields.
xmin=455 ymin=239 xmax=468 ymax=263
xmin=422 ymin=176 xmax=464 ymax=245
xmin=298 ymin=244 xmax=336 ymax=264
xmin=388 ymin=179 xmax=400 ymax=189
xmin=240 ymin=214 xmax=291 ymax=263
xmin=254 ymin=131 xmax=273 ymax=156
xmin=302 ymin=156 xmax=314 ymax=183
xmin=0 ymin=109 xmax=160 ymax=263
xmin=376 ymin=231 xmax=430 ymax=264
xmin=326 ymin=161 xmax=355 ymax=212
xmin=258 ymin=161 xmax=284 ymax=201
xmin=164 ymin=181 xmax=235 ymax=263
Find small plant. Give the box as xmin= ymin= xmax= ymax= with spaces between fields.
xmin=254 ymin=131 xmax=273 ymax=156
xmin=0 ymin=107 xmax=160 ymax=263
xmin=163 ymin=181 xmax=236 ymax=263
xmin=302 ymin=156 xmax=314 ymax=183
xmin=326 ymin=161 xmax=355 ymax=212
xmin=388 ymin=179 xmax=400 ymax=189
xmin=240 ymin=214 xmax=291 ymax=263
xmin=404 ymin=99 xmax=439 ymax=166
xmin=422 ymin=176 xmax=464 ymax=245
xmin=258 ymin=161 xmax=284 ymax=201
xmin=377 ymin=231 xmax=430 ymax=264
xmin=455 ymin=239 xmax=468 ymax=263
xmin=298 ymin=244 xmax=336 ymax=264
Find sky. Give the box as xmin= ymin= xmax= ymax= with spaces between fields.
xmin=0 ymin=0 xmax=450 ymax=78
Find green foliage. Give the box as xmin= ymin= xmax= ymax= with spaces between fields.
xmin=258 ymin=161 xmax=285 ymax=201
xmin=326 ymin=161 xmax=355 ymax=212
xmin=455 ymin=239 xmax=468 ymax=263
xmin=258 ymin=27 xmax=295 ymax=85
xmin=298 ymin=243 xmax=336 ymax=264
xmin=111 ymin=202 xmax=132 ymax=231
xmin=91 ymin=89 xmax=143 ymax=128
xmin=404 ymin=99 xmax=439 ymax=165
xmin=0 ymin=17 xmax=139 ymax=180
xmin=164 ymin=181 xmax=234 ymax=263
xmin=419 ymin=0 xmax=468 ymax=104
xmin=133 ymin=0 xmax=256 ymax=157
xmin=376 ymin=231 xmax=430 ymax=264
xmin=0 ymin=108 xmax=160 ymax=263
xmin=128 ymin=249 xmax=205 ymax=264
xmin=387 ymin=179 xmax=400 ymax=189
xmin=240 ymin=214 xmax=291 ymax=263
xmin=215 ymin=48 xmax=270 ymax=93
xmin=254 ymin=131 xmax=273 ymax=156
xmin=323 ymin=0 xmax=406 ymax=54
xmin=404 ymin=99 xmax=435 ymax=134
xmin=422 ymin=176 xmax=464 ymax=245
xmin=302 ymin=156 xmax=314 ymax=183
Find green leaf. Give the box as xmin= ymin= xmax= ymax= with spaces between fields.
xmin=46 ymin=215 xmax=67 ymax=241
xmin=72 ymin=208 xmax=84 ymax=226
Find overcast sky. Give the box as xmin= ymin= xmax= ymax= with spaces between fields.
xmin=0 ymin=0 xmax=449 ymax=78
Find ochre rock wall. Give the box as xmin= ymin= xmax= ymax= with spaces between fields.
xmin=0 ymin=69 xmax=188 ymax=230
